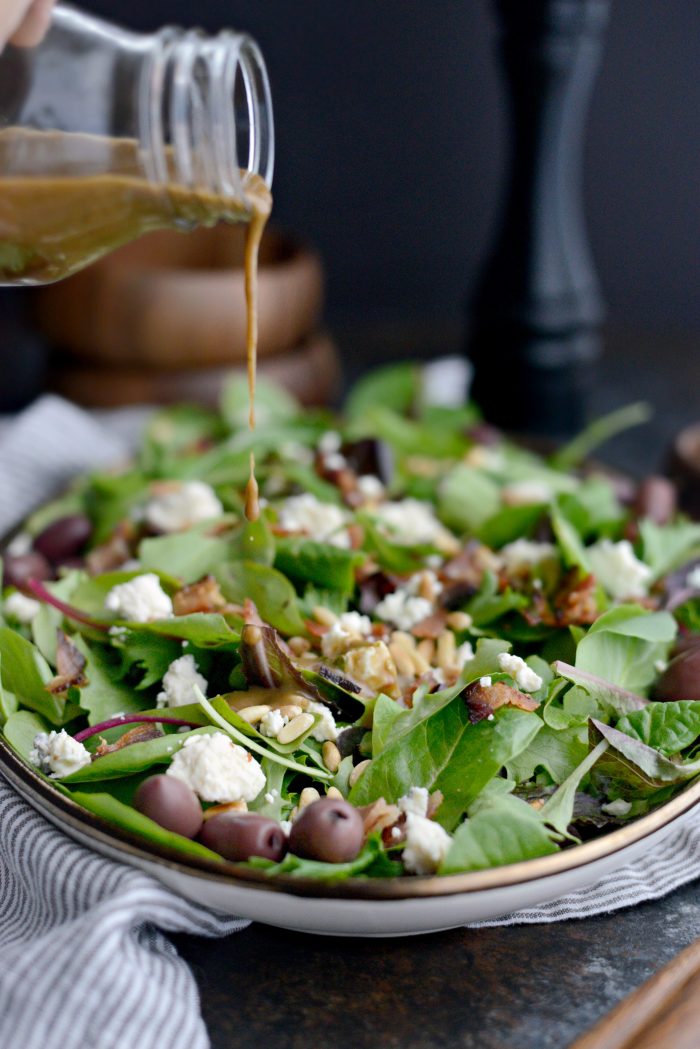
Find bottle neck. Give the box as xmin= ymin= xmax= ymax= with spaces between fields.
xmin=138 ymin=25 xmax=274 ymax=209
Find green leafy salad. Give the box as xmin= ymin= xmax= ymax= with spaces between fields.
xmin=3 ymin=362 xmax=700 ymax=881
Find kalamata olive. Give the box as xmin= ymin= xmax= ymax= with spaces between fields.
xmin=633 ymin=476 xmax=677 ymax=525
xmin=199 ymin=812 xmax=288 ymax=862
xmin=134 ymin=775 xmax=203 ymax=839
xmin=653 ymin=646 xmax=700 ymax=702
xmin=3 ymin=551 xmax=53 ymax=590
xmin=34 ymin=513 xmax=92 ymax=563
xmin=288 ymin=797 xmax=364 ymax=863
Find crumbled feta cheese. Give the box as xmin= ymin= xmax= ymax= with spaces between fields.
xmin=497 ymin=653 xmax=543 ymax=693
xmin=264 ymin=789 xmax=279 ymax=805
xmin=375 ymin=590 xmax=433 ymax=631
xmin=144 ymin=480 xmax=223 ymax=533
xmin=30 ymin=730 xmax=91 ymax=778
xmin=277 ymin=493 xmax=350 ymax=548
xmin=654 ymin=659 xmax=668 ymax=675
xmin=587 ymin=539 xmax=651 ymax=600
xmin=402 ymin=813 xmax=452 ymax=875
xmin=454 ymin=641 xmax=475 ymax=669
xmin=104 ymin=573 xmax=173 ymax=622
xmin=479 ymin=676 xmax=492 ymax=687
xmin=4 ymin=591 xmax=42 ymax=624
xmin=343 ymin=642 xmax=398 ymax=694
xmin=306 ymin=700 xmax=338 ymax=742
xmin=406 ymin=570 xmax=443 ymax=598
xmin=686 ymin=565 xmax=700 ymax=590
xmin=356 ymin=475 xmax=385 ymax=504
xmin=6 ymin=531 xmax=32 ymax=556
xmin=371 ymin=499 xmax=453 ymax=547
xmin=260 ymin=709 xmax=288 ymax=738
xmin=166 ymin=732 xmax=264 ymax=802
xmin=422 ymin=357 xmax=472 ymax=409
xmin=324 ymin=452 xmax=347 ymax=471
xmin=156 ymin=655 xmax=208 ymax=709
xmin=398 ymin=786 xmax=429 ymax=818
xmin=318 ymin=431 xmax=342 ymax=455
xmin=500 ymin=539 xmax=559 ymax=573
xmin=321 ymin=611 xmax=372 ymax=659
xmin=601 ymin=798 xmax=632 ymax=817
xmin=501 ymin=480 xmax=553 ymax=506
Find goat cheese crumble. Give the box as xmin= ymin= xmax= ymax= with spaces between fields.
xmin=156 ymin=655 xmax=208 ymax=709
xmin=4 ymin=591 xmax=42 ymax=623
xmin=144 ymin=480 xmax=223 ymax=534
xmin=104 ymin=573 xmax=173 ymax=622
xmin=277 ymin=493 xmax=350 ymax=548
xmin=497 ymin=653 xmax=543 ymax=693
xmin=260 ymin=709 xmax=288 ymax=738
xmin=166 ymin=732 xmax=265 ymax=802
xmin=399 ymin=786 xmax=429 ymax=818
xmin=587 ymin=539 xmax=651 ymax=600
xmin=306 ymin=700 xmax=338 ymax=742
xmin=370 ymin=499 xmax=452 ymax=548
xmin=402 ymin=813 xmax=452 ymax=875
xmin=321 ymin=611 xmax=372 ymax=659
xmin=30 ymin=730 xmax=91 ymax=778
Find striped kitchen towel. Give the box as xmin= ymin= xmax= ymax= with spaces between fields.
xmin=1 ymin=393 xmax=700 ymax=1048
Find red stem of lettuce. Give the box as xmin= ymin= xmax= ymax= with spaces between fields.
xmin=27 ymin=578 xmax=110 ymax=631
xmin=74 ymin=714 xmax=200 ymax=743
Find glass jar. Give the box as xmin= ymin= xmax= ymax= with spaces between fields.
xmin=0 ymin=3 xmax=274 ymax=284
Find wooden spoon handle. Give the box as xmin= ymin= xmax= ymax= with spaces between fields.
xmin=570 ymin=937 xmax=700 ymax=1049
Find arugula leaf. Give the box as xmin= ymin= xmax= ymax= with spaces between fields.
xmin=440 ymin=793 xmax=558 ymax=874
xmin=114 ymin=632 xmax=181 ymax=690
xmin=358 ymin=517 xmax=431 ymax=575
xmin=0 ymin=627 xmax=65 ymax=725
xmin=616 ymin=702 xmax=700 ymax=756
xmin=640 ymin=519 xmax=700 ymax=582
xmin=372 ymin=693 xmax=402 ymax=755
xmin=274 ymin=537 xmax=364 ymax=595
xmin=466 ymin=572 xmax=528 ymax=627
xmin=132 ymin=615 xmax=240 ymax=648
xmin=229 ymin=516 xmax=275 ymax=567
xmin=438 ymin=465 xmax=501 ymax=533
xmin=69 ymin=790 xmax=223 ymax=863
xmin=216 ymin=561 xmax=306 ymax=635
xmin=551 ymin=498 xmax=590 ymax=571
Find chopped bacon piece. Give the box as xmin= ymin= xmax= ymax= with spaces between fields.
xmin=464 ymin=680 xmax=539 ymax=723
xmin=94 ymin=723 xmax=163 ymax=756
xmin=410 ymin=610 xmax=448 ymax=639
xmin=525 ymin=569 xmax=599 ymax=628
xmin=45 ymin=631 xmax=88 ymax=695
xmin=86 ymin=522 xmax=136 ymax=575
xmin=173 ymin=575 xmax=228 ymax=616
xmin=357 ymin=797 xmax=402 ymax=839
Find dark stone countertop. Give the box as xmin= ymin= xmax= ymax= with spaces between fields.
xmin=175 ymin=326 xmax=700 ymax=1049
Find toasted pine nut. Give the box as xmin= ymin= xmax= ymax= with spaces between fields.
xmin=276 ymin=712 xmax=315 ymax=744
xmin=410 ymin=649 xmax=431 ymax=676
xmin=436 ymin=533 xmax=460 ymax=556
xmin=288 ymin=636 xmax=311 ymax=656
xmin=447 ymin=611 xmax=473 ymax=631
xmin=326 ymin=785 xmax=344 ymax=800
xmin=285 ymin=693 xmax=311 ymax=710
xmin=389 ymin=641 xmax=415 ymax=677
xmin=202 ymin=800 xmax=247 ymax=821
xmin=436 ymin=630 xmax=457 ymax=670
xmin=417 ymin=638 xmax=435 ymax=663
xmin=322 ymin=741 xmax=342 ymax=773
xmin=391 ymin=630 xmax=416 ymax=651
xmin=277 ymin=704 xmax=303 ymax=720
xmin=238 ymin=704 xmax=271 ymax=725
xmin=299 ymin=786 xmax=321 ymax=809
xmin=313 ymin=605 xmax=338 ymax=627
xmin=418 ymin=571 xmax=435 ymax=602
xmin=243 ymin=624 xmax=263 ymax=645
xmin=348 ymin=758 xmax=371 ymax=788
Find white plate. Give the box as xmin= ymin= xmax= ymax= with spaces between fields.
xmin=2 ymin=737 xmax=698 ymax=937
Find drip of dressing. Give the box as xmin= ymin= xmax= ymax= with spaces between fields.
xmin=242 ymin=198 xmax=270 ymax=522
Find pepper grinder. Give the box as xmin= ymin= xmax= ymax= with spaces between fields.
xmin=468 ymin=0 xmax=610 ymax=436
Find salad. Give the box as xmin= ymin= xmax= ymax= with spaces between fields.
xmin=3 ymin=362 xmax=700 ymax=882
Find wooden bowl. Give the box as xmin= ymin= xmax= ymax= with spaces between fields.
xmin=34 ymin=224 xmax=324 ymax=370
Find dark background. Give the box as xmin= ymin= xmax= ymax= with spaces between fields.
xmin=80 ymin=0 xmax=700 ymax=333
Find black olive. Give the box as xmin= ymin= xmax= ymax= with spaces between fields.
xmin=289 ymin=797 xmax=364 ymax=863
xmin=34 ymin=513 xmax=92 ymax=563
xmin=134 ymin=775 xmax=203 ymax=838
xmin=3 ymin=551 xmax=53 ymax=590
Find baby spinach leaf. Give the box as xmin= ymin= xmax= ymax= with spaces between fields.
xmin=69 ymin=790 xmax=223 ymax=863
xmin=114 ymin=632 xmax=181 ymax=690
xmin=73 ymin=637 xmax=151 ymax=726
xmin=216 ymin=561 xmax=306 ymax=636
xmin=540 ymin=739 xmax=610 ymax=835
xmin=616 ymin=702 xmax=700 ymax=756
xmin=0 ymin=627 xmax=65 ymax=725
xmin=438 ymin=465 xmax=501 ymax=533
xmin=639 ymin=519 xmax=700 ymax=583
xmin=478 ymin=503 xmax=545 ymax=549
xmin=574 ymin=607 xmax=676 ymax=695
xmin=372 ymin=693 xmax=401 ymax=754
xmin=139 ymin=529 xmax=233 ymax=585
xmin=274 ymin=537 xmax=364 ymax=595
xmin=59 ymin=726 xmax=218 ymax=782
xmin=133 ymin=614 xmax=241 ymax=648
xmin=358 ymin=518 xmax=431 ymax=575
xmin=4 ymin=709 xmax=51 ymax=763
xmin=229 ymin=516 xmax=275 ymax=567
xmin=505 ymin=724 xmax=588 ymax=786
xmin=466 ymin=573 xmax=528 ymax=627
xmin=551 ymin=499 xmax=590 ymax=571
xmin=441 ymin=794 xmax=559 ymax=874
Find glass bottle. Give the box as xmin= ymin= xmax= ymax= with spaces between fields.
xmin=0 ymin=3 xmax=274 ymax=284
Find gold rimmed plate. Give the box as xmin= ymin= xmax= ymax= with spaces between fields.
xmin=2 ymin=733 xmax=699 ymax=936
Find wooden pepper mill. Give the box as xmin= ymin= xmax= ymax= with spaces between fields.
xmin=469 ymin=0 xmax=609 ymax=436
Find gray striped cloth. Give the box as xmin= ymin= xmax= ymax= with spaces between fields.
xmin=1 ymin=394 xmax=700 ymax=1048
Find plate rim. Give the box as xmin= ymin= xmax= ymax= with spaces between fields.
xmin=2 ymin=733 xmax=699 ymax=902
